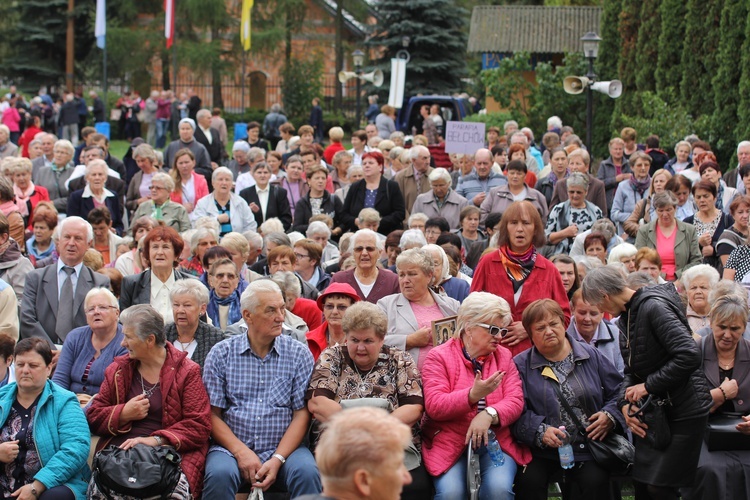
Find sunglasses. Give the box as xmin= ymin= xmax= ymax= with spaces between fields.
xmin=476 ymin=323 xmax=508 ymax=338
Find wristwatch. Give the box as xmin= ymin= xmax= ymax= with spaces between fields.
xmin=272 ymin=453 xmax=287 ymax=465
xmin=153 ymin=435 xmax=163 ymax=446
xmin=484 ymin=407 xmax=499 ymax=424
xmin=30 ymin=484 xmax=39 ymax=498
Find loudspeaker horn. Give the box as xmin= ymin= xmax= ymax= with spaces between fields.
xmin=360 ymin=69 xmax=384 ymax=87
xmin=591 ymin=80 xmax=623 ymax=98
xmin=338 ymin=71 xmax=358 ymax=83
xmin=563 ymin=76 xmax=590 ymax=95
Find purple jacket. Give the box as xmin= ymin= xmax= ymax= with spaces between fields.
xmin=512 ymin=333 xmax=625 ymax=462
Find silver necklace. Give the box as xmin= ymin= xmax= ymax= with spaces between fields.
xmin=140 ymin=373 xmax=160 ymax=398
xmin=355 ymin=361 xmax=378 ymax=396
xmin=176 ymin=337 xmax=194 ymax=352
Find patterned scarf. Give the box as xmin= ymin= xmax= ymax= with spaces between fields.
xmin=630 ymin=175 xmax=651 ymax=197
xmin=206 ymin=288 xmax=242 ymax=329
xmin=498 ymin=244 xmax=537 ymax=293
xmin=460 ymin=337 xmax=488 ymax=375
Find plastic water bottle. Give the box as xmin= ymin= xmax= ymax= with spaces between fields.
xmin=557 ymin=426 xmax=575 ymax=469
xmin=486 ymin=429 xmax=505 ymax=466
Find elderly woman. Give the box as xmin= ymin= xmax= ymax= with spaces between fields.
xmin=193 ymin=167 xmax=256 ymax=236
xmin=682 ymin=264 xmax=721 ymax=336
xmin=582 ymin=266 xmax=713 ymax=500
xmin=67 ymin=159 xmax=124 ymax=234
xmin=607 ymin=242 xmax=639 ymax=273
xmin=331 ymin=229 xmax=400 ymax=303
xmin=169 ymin=148 xmax=209 ymax=214
xmin=450 ymin=153 xmax=475 ymax=190
xmin=307 ymin=301 xmax=429 ymax=499
xmin=330 ymin=150 xmax=353 ymax=191
xmin=471 ymin=201 xmax=571 ymax=355
xmin=52 ymin=288 xmax=127 ymax=405
xmin=512 ymin=299 xmax=625 ymax=500
xmin=178 ymin=227 xmax=218 ymax=277
xmin=35 ymin=139 xmax=75 ymax=214
xmin=292 ymin=163 xmax=344 ymax=235
xmin=700 ymin=160 xmax=739 ymax=215
xmin=131 ymin=172 xmax=191 ymax=232
xmin=623 ymin=168 xmax=673 ymax=240
xmin=425 ymin=243 xmax=469 ymax=303
xmin=0 ymin=338 xmax=90 ymax=499
xmin=420 ymin=292 xmax=529 ymax=500
xmin=411 ymin=168 xmax=469 ymax=230
xmin=239 ymin=162 xmax=292 ymax=232
xmin=551 ymin=148 xmax=608 ymax=216
xmin=635 ymin=191 xmax=701 ymax=281
xmin=125 ymin=143 xmax=160 ymax=214
xmin=481 ymin=160 xmax=549 ymax=225
xmin=26 ymin=208 xmax=57 ymax=264
xmin=119 ymin=226 xmax=196 ymax=322
xmin=377 ymin=248 xmax=460 ymax=368
xmin=87 ymin=304 xmax=212 ymax=498
xmin=280 ymin=155 xmax=308 ymax=217
xmin=682 ymin=295 xmax=750 ymax=499
xmin=545 ymin=172 xmax=603 ymax=255
xmin=685 ymin=180 xmax=734 ymax=272
xmin=165 ymin=279 xmax=223 ymax=371
xmin=0 ymin=176 xmax=25 ymax=246
xmin=114 ymin=216 xmax=156 ymax=277
xmin=550 ymin=254 xmax=580 ymax=300
xmin=664 ymin=140 xmax=693 ymax=175
xmin=665 ymin=174 xmax=696 ymax=221
xmin=568 ymin=289 xmax=624 ymax=373
xmin=11 ymin=158 xmax=49 ymax=228
xmin=0 ymin=125 xmax=17 ymax=160
xmin=306 ymin=283 xmax=360 ymax=361
xmin=716 ymin=195 xmax=750 ymax=269
xmin=611 ymin=151 xmax=652 ymax=236
xmin=206 ymin=258 xmax=243 ymax=331
xmin=265 ymin=271 xmax=318 ymax=338
xmin=341 ymin=151 xmax=406 ymax=236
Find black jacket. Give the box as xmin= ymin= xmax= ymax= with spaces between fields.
xmin=239 ymin=184 xmax=292 ymax=231
xmin=341 ymin=177 xmax=405 ymax=236
xmin=617 ymin=283 xmax=713 ymax=421
xmin=194 ymin=126 xmax=224 ymax=165
xmin=292 ymin=190 xmax=344 ymax=235
xmin=119 ymin=269 xmax=196 ymax=311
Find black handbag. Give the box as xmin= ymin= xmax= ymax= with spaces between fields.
xmin=707 ymin=412 xmax=750 ymax=451
xmin=552 ymin=381 xmax=635 ymax=475
xmin=93 ymin=444 xmax=182 ymax=499
xmin=627 ymin=394 xmax=672 ymax=450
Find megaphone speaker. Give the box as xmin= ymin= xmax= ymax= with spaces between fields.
xmin=338 ymin=71 xmax=358 ymax=84
xmin=361 ymin=69 xmax=384 ymax=87
xmin=591 ymin=80 xmax=623 ymax=98
xmin=563 ymin=76 xmax=589 ymax=95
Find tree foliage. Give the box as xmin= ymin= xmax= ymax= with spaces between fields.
xmin=617 ymin=91 xmax=696 ymax=151
xmin=281 ymin=56 xmax=323 ymax=126
xmin=480 ymin=53 xmax=534 ymax=118
xmin=735 ymin=7 xmax=750 ymax=146
xmin=594 ymin=0 xmax=622 ymax=156
xmin=634 ymin=0 xmax=660 ymax=93
xmin=654 ymin=0 xmax=686 ymax=94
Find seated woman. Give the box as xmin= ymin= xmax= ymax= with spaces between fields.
xmin=178 ymin=227 xmax=218 ymax=277
xmin=66 ymin=159 xmax=123 ymax=235
xmin=0 ymin=338 xmax=90 ymax=499
xmin=682 ymin=264 xmax=721 ymax=337
xmin=52 ymin=288 xmax=127 ymax=405
xmin=378 ymin=248 xmax=460 ymax=368
xmin=269 ymin=271 xmax=318 ymax=338
xmin=165 ymin=279 xmax=224 ymax=372
xmin=682 ymin=294 xmax=750 ymax=500
xmin=87 ymin=304 xmax=212 ymax=498
xmin=169 ymin=148 xmax=209 ymax=214
xmin=607 ymin=242 xmax=638 ymax=273
xmin=513 ymin=299 xmax=625 ymax=500
xmin=568 ymin=289 xmax=624 ymax=374
xmin=26 ymin=207 xmax=57 ymax=266
xmin=421 ymin=292 xmax=530 ymax=500
xmin=306 ymin=301 xmax=430 ymax=500
xmin=206 ymin=258 xmax=242 ymax=332
xmin=306 ymin=283 xmax=360 ymax=361
xmin=131 ymin=172 xmax=191 ymax=233
xmin=11 ymin=157 xmax=49 ymax=229
xmin=240 ymin=161 xmax=292 ymax=232
xmin=424 ymin=243 xmax=469 ymax=303
xmin=293 ymin=163 xmax=344 ymax=235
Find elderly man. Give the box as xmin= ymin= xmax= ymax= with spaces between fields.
xmin=20 ymin=217 xmax=110 ymax=349
xmin=503 ymin=120 xmax=518 ymax=137
xmin=88 ymin=133 xmax=126 ymax=180
xmin=365 ymin=123 xmax=378 ymax=141
xmin=456 ymin=148 xmax=507 ymax=207
xmin=202 ymin=280 xmax=322 ymax=498
xmin=395 ymin=145 xmax=433 ymax=222
xmin=30 ymin=133 xmax=56 ymax=180
xmin=723 ymin=141 xmax=750 ymax=193
xmin=163 ymin=117 xmax=212 ymax=188
xmin=195 ymin=108 xmax=224 ymax=168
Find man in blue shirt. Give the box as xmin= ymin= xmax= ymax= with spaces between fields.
xmin=203 ymin=280 xmax=321 ymax=498
xmin=456 ymin=149 xmax=507 ymax=207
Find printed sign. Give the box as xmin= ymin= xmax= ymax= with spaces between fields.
xmin=444 ymin=121 xmax=486 ymax=154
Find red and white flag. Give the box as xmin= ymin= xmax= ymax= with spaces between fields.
xmin=164 ymin=0 xmax=175 ymax=48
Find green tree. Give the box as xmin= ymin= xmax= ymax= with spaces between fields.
xmin=617 ymin=91 xmax=695 ymax=151
xmin=594 ymin=0 xmax=622 ymax=156
xmin=614 ymin=0 xmax=641 ymax=114
xmin=654 ymin=0 xmax=686 ymax=94
xmin=480 ymin=53 xmax=533 ymax=119
xmin=281 ymin=56 xmax=323 ymax=126
xmin=710 ymin=0 xmax=747 ymax=164
xmin=735 ymin=7 xmax=750 ymax=147
xmin=529 ymin=52 xmax=589 ymax=136
xmin=634 ymin=0 xmax=660 ymax=93
xmin=370 ymin=0 xmax=468 ymax=96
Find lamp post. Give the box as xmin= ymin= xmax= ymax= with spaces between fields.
xmin=352 ymin=49 xmax=365 ymax=128
xmin=581 ymin=32 xmax=601 ymax=152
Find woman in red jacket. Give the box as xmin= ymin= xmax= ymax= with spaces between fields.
xmin=421 ymin=291 xmax=531 ymax=500
xmin=87 ymin=304 xmax=212 ymax=498
xmin=470 ymin=200 xmax=570 ymax=355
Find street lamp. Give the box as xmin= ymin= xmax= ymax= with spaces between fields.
xmin=352 ymin=49 xmax=365 ymax=128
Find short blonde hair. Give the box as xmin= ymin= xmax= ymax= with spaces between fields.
xmin=9 ymin=158 xmax=32 ymax=175
xmin=457 ymin=292 xmax=512 ymax=338
xmin=328 ymin=127 xmax=344 ymax=142
xmin=568 ymin=148 xmax=590 ymax=166
xmin=151 ymin=171 xmax=175 ymax=192
xmin=358 ymin=208 xmax=381 ymax=224
xmin=84 ymin=287 xmax=119 ymax=309
xmin=220 ymin=232 xmax=250 ymax=259
xmin=341 ymin=301 xmax=388 ymax=339
xmin=83 ymin=248 xmax=104 ymax=271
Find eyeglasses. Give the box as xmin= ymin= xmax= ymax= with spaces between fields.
xmin=323 ymin=304 xmax=349 ymax=312
xmin=425 ymin=229 xmax=442 ymax=236
xmin=213 ymin=272 xmax=238 ymax=280
xmin=294 ymin=253 xmax=310 ymax=260
xmin=148 ymin=185 xmax=167 ymax=191
xmin=353 ymin=246 xmax=377 ymax=253
xmin=85 ymin=305 xmax=118 ymax=315
xmin=476 ymin=323 xmax=508 ymax=338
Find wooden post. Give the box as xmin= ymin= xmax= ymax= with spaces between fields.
xmin=66 ymin=0 xmax=75 ymax=90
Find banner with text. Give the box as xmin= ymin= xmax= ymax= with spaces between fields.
xmin=444 ymin=121 xmax=485 ymax=155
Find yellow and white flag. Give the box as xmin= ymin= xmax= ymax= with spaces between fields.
xmin=240 ymin=0 xmax=253 ymax=51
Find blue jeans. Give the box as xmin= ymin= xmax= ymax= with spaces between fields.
xmin=203 ymin=446 xmax=321 ymax=499
xmin=156 ymin=118 xmax=169 ymax=149
xmin=433 ymin=446 xmax=516 ymax=500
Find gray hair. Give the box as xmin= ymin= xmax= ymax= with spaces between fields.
xmin=196 ymin=109 xmax=211 ymax=120
xmin=395 ymin=248 xmax=434 ymax=277
xmin=409 ymin=145 xmax=429 ymax=161
xmin=260 ymin=218 xmax=284 ymax=235
xmin=54 ymin=139 xmax=75 ymax=156
xmin=710 ymin=293 xmax=749 ymax=325
xmin=504 ymin=120 xmax=518 ymax=130
xmin=424 ymin=244 xmax=451 ymax=284
xmin=389 ymin=131 xmax=405 ymax=142
xmin=408 ymin=213 xmax=429 ymax=226
xmin=674 ymin=141 xmax=692 ymax=154
xmin=347 ymin=164 xmax=364 ymax=177
xmin=589 ymin=219 xmax=616 ymax=242
xmin=0 ymin=176 xmax=13 ymax=203
xmin=738 ymin=141 xmax=750 ymax=154
xmin=169 ymin=279 xmax=210 ymax=306
xmin=84 ymin=287 xmax=119 ymax=310
xmin=264 ymin=231 xmax=291 ymax=249
xmin=194 ymin=216 xmax=221 ymax=234
xmin=708 ymin=280 xmax=748 ymax=304
xmin=270 ymin=271 xmax=301 ymax=299
xmin=429 ymin=168 xmax=452 ymax=185
xmin=607 ymin=243 xmax=638 ymax=265
xmin=133 ymin=143 xmax=158 ymax=164
xmin=547 ymin=116 xmax=563 ymax=129
xmin=625 ymin=271 xmax=657 ymax=290
xmin=59 ymin=216 xmax=94 ymax=243
xmin=120 ymin=304 xmax=166 ymax=346
xmin=307 ymin=221 xmax=332 ymax=238
xmin=457 ymin=292 xmax=512 ymax=338
xmin=270 ymin=103 xmax=282 ymax=113
xmin=244 ymin=230 xmax=263 ymax=251
xmin=212 ymin=166 xmax=233 ymax=182
xmin=241 ymin=279 xmax=283 ymax=313
xmin=399 ymin=229 xmax=427 ymax=250
xmin=85 ymin=159 xmax=109 ymax=178
xmin=389 ymin=146 xmax=405 ymax=161
xmin=190 ymin=227 xmax=218 ymax=253
xmin=248 ymin=147 xmax=266 ymax=163
xmin=152 ymin=171 xmax=175 ymax=192
xmin=567 ymin=172 xmax=589 ymax=192
xmin=681 ymin=264 xmax=720 ymax=290
xmin=652 ymin=191 xmax=679 ymax=210
xmin=352 ymin=228 xmax=380 ymax=249
xmin=581 ymin=266 xmax=628 ymax=305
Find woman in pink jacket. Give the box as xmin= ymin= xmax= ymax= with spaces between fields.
xmin=421 ymin=291 xmax=531 ymax=499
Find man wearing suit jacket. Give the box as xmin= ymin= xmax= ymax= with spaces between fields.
xmin=20 ymin=217 xmax=110 ymax=352
xmin=239 ymin=182 xmax=292 ymax=232
xmin=195 ymin=109 xmax=224 ymax=167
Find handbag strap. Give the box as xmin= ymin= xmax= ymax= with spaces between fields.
xmin=550 ymin=379 xmax=589 ymax=438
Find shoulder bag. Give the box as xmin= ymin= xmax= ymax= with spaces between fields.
xmin=626 ymin=394 xmax=672 ymax=450
xmin=706 ymin=411 xmax=750 ymax=451
xmin=92 ymin=444 xmax=182 ymax=499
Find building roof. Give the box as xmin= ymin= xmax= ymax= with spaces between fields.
xmin=468 ymin=6 xmax=602 ymax=54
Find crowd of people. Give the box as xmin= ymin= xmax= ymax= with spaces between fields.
xmin=0 ymin=90 xmax=743 ymax=500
